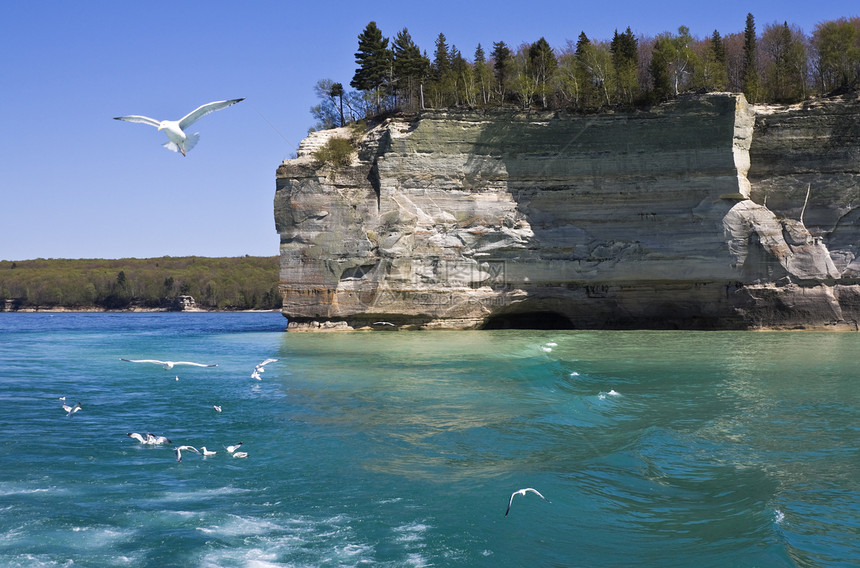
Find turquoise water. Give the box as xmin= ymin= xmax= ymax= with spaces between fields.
xmin=0 ymin=313 xmax=857 ymax=567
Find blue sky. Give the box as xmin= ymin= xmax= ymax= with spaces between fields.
xmin=1 ymin=1 xmax=857 ymax=260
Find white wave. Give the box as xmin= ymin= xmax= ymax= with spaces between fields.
xmin=774 ymin=508 xmax=785 ymax=524
xmin=153 ymin=485 xmax=254 ymax=503
xmin=0 ymin=483 xmax=60 ymax=496
xmin=196 ymin=513 xmax=286 ymax=537
xmin=405 ymin=552 xmax=431 ymax=567
xmin=394 ymin=521 xmax=430 ymax=544
xmin=2 ymin=554 xmax=75 ymax=568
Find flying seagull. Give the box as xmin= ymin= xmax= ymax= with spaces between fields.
xmin=505 ymin=488 xmax=550 ymax=516
xmin=120 ymin=358 xmax=217 ymax=370
xmin=224 ymin=442 xmax=243 ymax=453
xmin=254 ymin=358 xmax=277 ymax=373
xmin=114 ymin=98 xmax=244 ymax=156
xmin=175 ymin=445 xmax=200 ymax=462
xmin=62 ymin=401 xmax=82 ymax=417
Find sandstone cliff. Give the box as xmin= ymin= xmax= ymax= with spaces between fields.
xmin=275 ymin=93 xmax=860 ymax=330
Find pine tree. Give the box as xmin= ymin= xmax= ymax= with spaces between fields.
xmin=742 ymin=13 xmax=762 ymax=102
xmin=474 ymin=43 xmax=494 ymax=104
xmin=491 ymin=41 xmax=513 ymax=101
xmin=610 ymin=27 xmax=639 ymax=105
xmin=528 ymin=37 xmax=557 ymax=108
xmin=393 ymin=28 xmax=429 ymax=111
xmin=433 ymin=33 xmax=450 ymax=79
xmin=351 ymin=21 xmax=393 ymax=113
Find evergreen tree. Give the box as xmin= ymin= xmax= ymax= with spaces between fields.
xmin=392 ymin=28 xmax=430 ymax=111
xmin=574 ymin=32 xmax=600 ymax=107
xmin=432 ymin=33 xmax=450 ymax=79
xmin=491 ymin=41 xmax=514 ymax=101
xmin=711 ymin=30 xmax=726 ymax=65
xmin=473 ymin=43 xmax=495 ymax=104
xmin=610 ymin=27 xmax=639 ymax=104
xmin=649 ymin=34 xmax=674 ymax=100
xmin=742 ymin=13 xmax=762 ymax=101
xmin=351 ymin=21 xmax=393 ymax=113
xmin=693 ymin=31 xmax=728 ymax=91
xmin=528 ymin=37 xmax=557 ymax=108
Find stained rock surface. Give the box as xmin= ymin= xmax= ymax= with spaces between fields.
xmin=275 ymin=93 xmax=860 ymax=330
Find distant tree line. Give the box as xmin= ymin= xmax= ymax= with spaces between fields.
xmin=311 ymin=14 xmax=860 ymax=129
xmin=0 ymin=256 xmax=281 ymax=311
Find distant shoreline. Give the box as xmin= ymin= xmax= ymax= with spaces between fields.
xmin=2 ymin=307 xmax=282 ymax=314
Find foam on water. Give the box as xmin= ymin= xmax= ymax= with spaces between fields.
xmin=1 ymin=315 xmax=857 ymax=567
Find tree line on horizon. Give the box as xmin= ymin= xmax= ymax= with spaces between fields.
xmin=311 ymin=13 xmax=860 ymax=129
xmin=0 ymin=256 xmax=281 ymax=311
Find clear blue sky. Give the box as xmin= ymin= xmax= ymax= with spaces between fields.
xmin=1 ymin=1 xmax=856 ymax=260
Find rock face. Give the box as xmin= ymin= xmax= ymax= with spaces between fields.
xmin=275 ymin=93 xmax=860 ymax=330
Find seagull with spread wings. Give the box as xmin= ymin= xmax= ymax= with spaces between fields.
xmin=114 ymin=98 xmax=244 ymax=156
xmin=505 ymin=488 xmax=550 ymax=516
xmin=120 ymin=358 xmax=217 ymax=370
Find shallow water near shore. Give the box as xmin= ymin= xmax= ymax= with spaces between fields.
xmin=0 ymin=312 xmax=857 ymax=567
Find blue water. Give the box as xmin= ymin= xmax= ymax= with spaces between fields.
xmin=0 ymin=313 xmax=857 ymax=567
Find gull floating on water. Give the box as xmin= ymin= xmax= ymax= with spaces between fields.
xmin=213 ymin=405 xmax=222 ymax=412
xmin=62 ymin=401 xmax=82 ymax=417
xmin=505 ymin=488 xmax=550 ymax=516
xmin=175 ymin=445 xmax=200 ymax=462
xmin=224 ymin=442 xmax=243 ymax=453
xmin=114 ymin=98 xmax=244 ymax=156
xmin=232 ymin=451 xmax=249 ymax=459
xmin=120 ymin=358 xmax=217 ymax=370
xmin=200 ymin=447 xmax=217 ymax=457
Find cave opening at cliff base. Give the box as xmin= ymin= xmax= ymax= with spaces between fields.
xmin=481 ymin=311 xmax=575 ymax=330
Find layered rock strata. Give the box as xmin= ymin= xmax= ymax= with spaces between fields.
xmin=275 ymin=93 xmax=860 ymax=330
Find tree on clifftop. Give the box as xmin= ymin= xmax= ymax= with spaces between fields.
xmin=351 ymin=21 xmax=393 ymax=113
xmin=742 ymin=13 xmax=762 ymax=102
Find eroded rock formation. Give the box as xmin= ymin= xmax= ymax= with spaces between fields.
xmin=275 ymin=93 xmax=860 ymax=330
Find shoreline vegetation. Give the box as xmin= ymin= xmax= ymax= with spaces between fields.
xmin=310 ymin=14 xmax=860 ymax=132
xmin=0 ymin=256 xmax=281 ymax=312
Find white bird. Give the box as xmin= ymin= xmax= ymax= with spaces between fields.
xmin=213 ymin=405 xmax=222 ymax=412
xmin=58 ymin=396 xmax=66 ymax=401
xmin=114 ymin=98 xmax=244 ymax=156
xmin=62 ymin=401 xmax=82 ymax=417
xmin=505 ymin=488 xmax=550 ymax=516
xmin=175 ymin=445 xmax=200 ymax=462
xmin=200 ymin=447 xmax=217 ymax=457
xmin=127 ymin=432 xmax=148 ymax=444
xmin=224 ymin=442 xmax=243 ymax=453
xmin=373 ymin=321 xmax=396 ymax=327
xmin=146 ymin=433 xmax=172 ymax=445
xmin=232 ymin=451 xmax=249 ymax=459
xmin=253 ymin=358 xmax=278 ymax=376
xmin=127 ymin=432 xmax=172 ymax=445
xmin=120 ymin=358 xmax=217 ymax=370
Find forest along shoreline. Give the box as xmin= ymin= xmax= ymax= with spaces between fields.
xmin=0 ymin=256 xmax=282 ymax=312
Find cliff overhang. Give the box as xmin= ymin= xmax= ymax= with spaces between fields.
xmin=275 ymin=93 xmax=860 ymax=330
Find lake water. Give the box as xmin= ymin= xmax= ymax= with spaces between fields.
xmin=0 ymin=313 xmax=857 ymax=567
